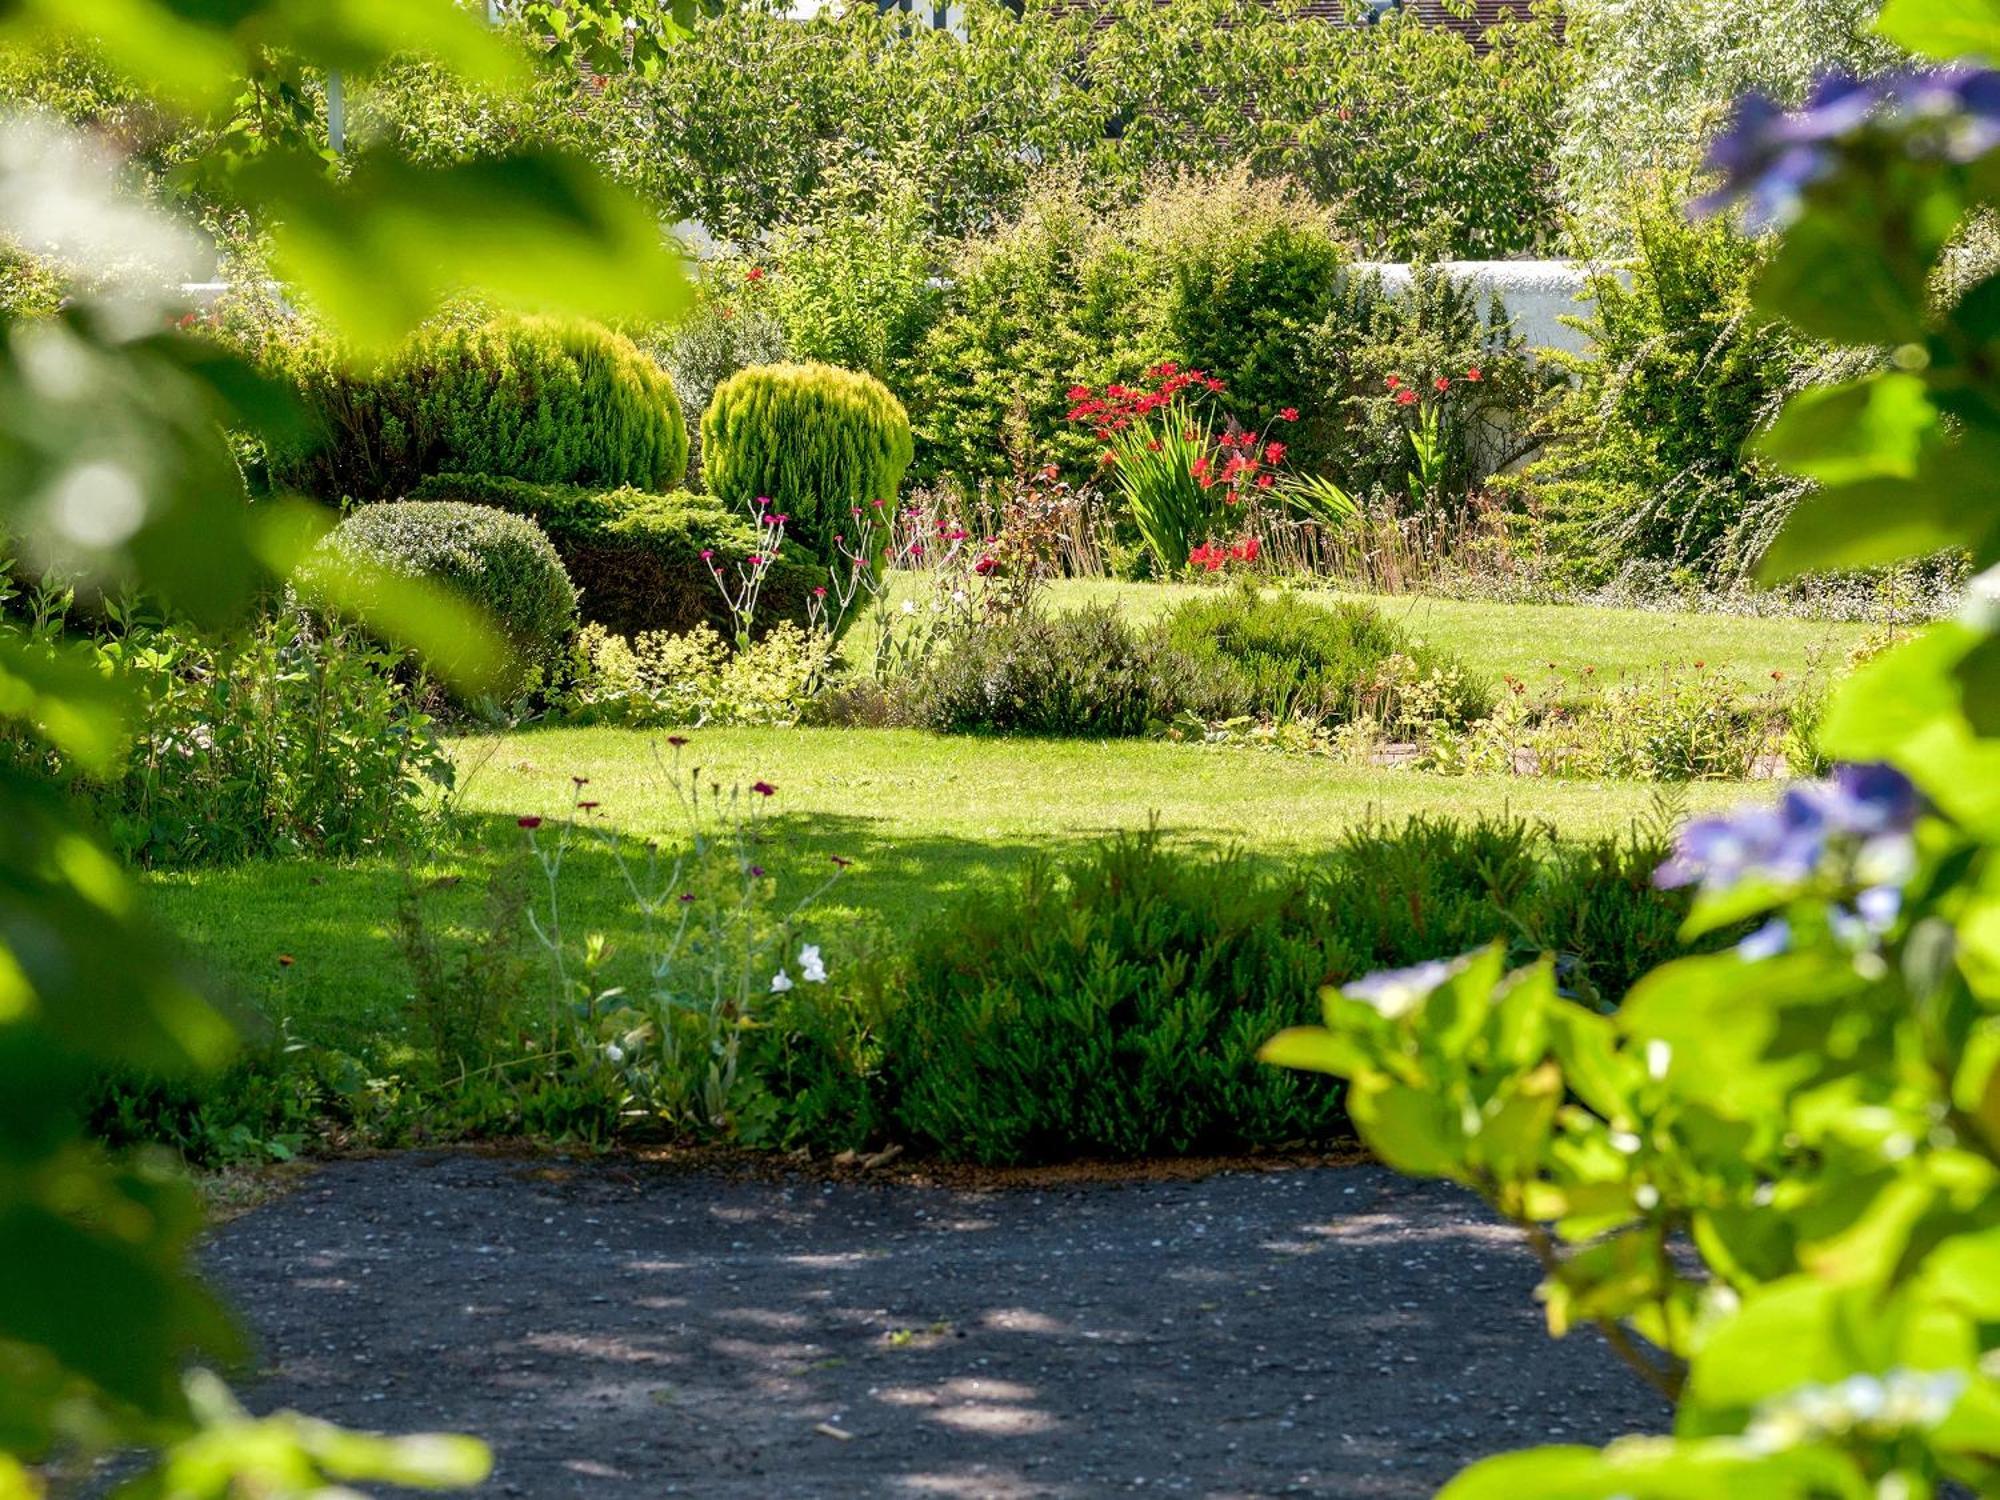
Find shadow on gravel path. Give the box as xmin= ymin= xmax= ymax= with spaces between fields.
xmin=202 ymin=1154 xmax=1665 ymax=1499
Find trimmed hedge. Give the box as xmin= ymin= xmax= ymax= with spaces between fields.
xmin=270 ymin=316 xmax=689 ymax=501
xmin=303 ymin=501 xmax=578 ymax=701
xmin=408 ymin=473 xmax=824 ymax=640
xmin=700 ymin=361 xmax=913 ymax=554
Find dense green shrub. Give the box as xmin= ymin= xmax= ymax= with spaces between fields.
xmin=407 ymin=472 xmax=824 ymax=639
xmin=268 ymin=315 xmax=689 ymax=501
xmin=303 ymin=501 xmax=578 ymax=701
xmin=758 ymin=816 xmax=1705 ymax=1163
xmin=1523 ymin=193 xmax=1801 ymax=587
xmin=760 ymin=163 xmax=944 ymax=388
xmin=1306 ymin=265 xmax=1543 ymax=508
xmin=700 ymin=361 xmax=914 ymax=554
xmin=876 ymin=833 xmax=1348 ymax=1162
xmin=904 ymin=605 xmax=1230 ymax=736
xmin=0 ymin=608 xmax=452 ymax=869
xmin=1158 ymin=587 xmax=1489 ymax=726
xmin=611 ymin=0 xmax=1566 ymax=256
xmin=910 ymin=172 xmax=1350 ymax=486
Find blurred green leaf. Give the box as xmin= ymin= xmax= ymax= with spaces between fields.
xmin=1757 ymin=211 xmax=1931 ymax=346
xmin=1755 ymin=374 xmax=1937 ymax=486
xmin=1876 ymin=0 xmax=2000 ymax=60
xmin=247 ymin=151 xmax=690 ymax=351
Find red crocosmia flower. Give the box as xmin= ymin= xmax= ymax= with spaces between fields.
xmin=518 ymin=816 xmax=543 ymax=829
xmin=1385 ymin=374 xmax=1402 ymax=389
xmin=1205 ymin=377 xmax=1225 ymax=393
xmin=1147 ymin=439 xmax=1162 ymax=451
xmin=1101 ymin=450 xmax=1118 ymax=466
xmin=1067 ymin=384 xmax=1091 ymax=401
xmin=751 ymin=781 xmax=777 ymax=797
xmin=974 ymin=554 xmax=998 ymax=575
xmin=746 ymin=266 xmax=766 ymax=282
xmin=1255 ymin=472 xmax=1275 ymax=488
xmin=1279 ymin=407 xmax=1299 ymax=422
xmin=1395 ymin=389 xmax=1418 ymax=406
xmin=1465 ymin=366 xmax=1482 ymax=381
xmin=1264 ymin=441 xmax=1286 ymax=465
xmin=1433 ymin=376 xmax=1450 ymax=392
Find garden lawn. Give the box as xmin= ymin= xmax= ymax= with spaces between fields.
xmin=859 ymin=578 xmax=1877 ymax=700
xmin=147 ymin=725 xmax=1747 ymax=1068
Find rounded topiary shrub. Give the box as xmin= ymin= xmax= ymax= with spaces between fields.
xmin=270 ymin=316 xmax=689 ymax=501
xmin=700 ymin=362 xmax=913 ymax=555
xmin=302 ymin=501 xmax=578 ymax=701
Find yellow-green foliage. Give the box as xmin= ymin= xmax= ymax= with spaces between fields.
xmin=700 ymin=361 xmax=913 ymax=554
xmin=270 ymin=315 xmax=688 ymax=501
xmin=561 ymin=621 xmax=833 ymax=727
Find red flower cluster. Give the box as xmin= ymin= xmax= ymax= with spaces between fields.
xmin=1066 ymin=362 xmax=1228 ymax=438
xmin=1190 ymin=429 xmax=1284 ymax=498
xmin=1188 ymin=535 xmax=1261 ymax=572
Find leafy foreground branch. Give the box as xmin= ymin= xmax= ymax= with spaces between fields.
xmin=0 ymin=0 xmax=690 ymax=1494
xmin=1267 ymin=1 xmax=2000 ymax=1488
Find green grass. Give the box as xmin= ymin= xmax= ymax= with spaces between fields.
xmin=146 ymin=726 xmax=1745 ymax=1063
xmin=146 ymin=580 xmax=1855 ymax=1067
xmin=852 ymin=578 xmax=1876 ymax=699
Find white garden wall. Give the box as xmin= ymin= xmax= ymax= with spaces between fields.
xmin=1351 ymin=260 xmax=1617 ymax=359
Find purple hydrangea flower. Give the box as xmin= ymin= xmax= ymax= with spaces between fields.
xmin=1656 ymin=763 xmax=1919 ymax=895
xmin=1698 ymin=67 xmax=2000 ymax=225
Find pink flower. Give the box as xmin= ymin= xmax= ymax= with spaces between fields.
xmin=751 ymin=781 xmax=777 ymax=797
xmin=1279 ymin=407 xmax=1299 ymax=422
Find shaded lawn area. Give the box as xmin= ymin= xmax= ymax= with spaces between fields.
xmin=147 ymin=726 xmax=1749 ymax=1066
xmin=859 ymin=578 xmax=1877 ymax=701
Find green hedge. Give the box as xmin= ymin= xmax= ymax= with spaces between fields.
xmin=270 ymin=315 xmax=689 ymax=501
xmin=700 ymin=361 xmax=913 ymax=555
xmin=303 ymin=501 xmax=578 ymax=701
xmin=408 ymin=473 xmax=824 ymax=640
xmin=759 ymin=816 xmax=1707 ymax=1163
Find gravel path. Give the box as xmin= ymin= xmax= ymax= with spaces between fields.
xmin=203 ymin=1153 xmax=1665 ymax=1498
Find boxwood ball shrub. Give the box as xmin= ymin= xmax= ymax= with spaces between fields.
xmin=269 ymin=315 xmax=689 ymax=501
xmin=408 ymin=472 xmax=826 ymax=640
xmin=700 ymin=362 xmax=914 ymax=554
xmin=303 ymin=501 xmax=578 ymax=701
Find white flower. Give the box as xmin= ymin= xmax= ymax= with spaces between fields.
xmin=603 ymin=1043 xmax=625 ymax=1064
xmin=900 ymin=599 xmax=917 ymax=616
xmin=769 ymin=969 xmax=794 ymax=993
xmin=799 ymin=944 xmax=827 ymax=983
